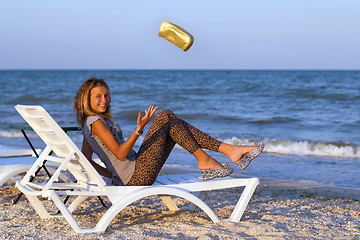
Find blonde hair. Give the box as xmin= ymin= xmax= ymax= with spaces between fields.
xmin=73 ymin=77 xmax=113 ymax=127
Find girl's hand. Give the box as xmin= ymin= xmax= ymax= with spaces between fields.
xmin=137 ymin=105 xmax=158 ymax=128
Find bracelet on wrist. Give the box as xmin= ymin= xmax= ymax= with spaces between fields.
xmin=135 ymin=127 xmax=143 ymax=136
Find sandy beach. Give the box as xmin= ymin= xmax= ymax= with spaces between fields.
xmin=1 ymin=172 xmax=359 ymax=240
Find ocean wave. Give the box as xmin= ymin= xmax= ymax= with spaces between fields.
xmin=248 ymin=116 xmax=299 ymax=125
xmin=4 ymin=95 xmax=71 ymax=105
xmin=222 ymin=137 xmax=360 ymax=159
xmin=5 ymin=95 xmax=49 ymax=104
xmin=3 ymin=126 xmax=359 ymax=159
xmin=0 ymin=130 xmax=38 ymax=138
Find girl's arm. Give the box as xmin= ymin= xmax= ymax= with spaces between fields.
xmin=91 ymin=120 xmax=140 ymax=160
xmin=91 ymin=105 xmax=158 ymax=161
xmin=81 ymin=136 xmax=112 ymax=178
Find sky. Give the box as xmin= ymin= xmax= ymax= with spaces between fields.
xmin=1 ymin=0 xmax=359 ymax=70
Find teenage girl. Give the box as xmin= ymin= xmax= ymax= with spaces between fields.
xmin=73 ymin=78 xmax=264 ymax=186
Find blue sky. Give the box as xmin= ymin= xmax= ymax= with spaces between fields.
xmin=1 ymin=0 xmax=359 ymax=70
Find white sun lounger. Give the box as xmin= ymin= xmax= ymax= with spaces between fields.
xmin=0 ymin=147 xmax=42 ymax=187
xmin=0 ymin=156 xmax=36 ymax=186
xmin=14 ymin=104 xmax=260 ymax=233
xmin=0 ymin=129 xmax=43 ymax=186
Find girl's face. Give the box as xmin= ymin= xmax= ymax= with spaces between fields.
xmin=90 ymin=86 xmax=110 ymax=114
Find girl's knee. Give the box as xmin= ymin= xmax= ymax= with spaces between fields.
xmin=155 ymin=109 xmax=175 ymax=120
xmin=158 ymin=109 xmax=173 ymax=116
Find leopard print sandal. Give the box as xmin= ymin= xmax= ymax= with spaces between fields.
xmin=200 ymin=163 xmax=233 ymax=181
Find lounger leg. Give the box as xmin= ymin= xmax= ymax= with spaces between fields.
xmin=158 ymin=195 xmax=180 ymax=211
xmin=50 ymin=191 xmax=89 ymax=233
xmin=68 ymin=196 xmax=88 ymax=213
xmin=24 ymin=194 xmax=52 ymax=219
xmin=159 ymin=192 xmax=205 ymax=212
xmin=13 ymin=160 xmax=51 ymax=204
xmin=97 ymin=196 xmax=108 ymax=208
xmin=185 ymin=191 xmax=204 ymax=211
xmin=95 ymin=187 xmax=221 ymax=233
xmin=226 ymin=178 xmax=259 ymax=222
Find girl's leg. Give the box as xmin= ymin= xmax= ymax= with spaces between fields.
xmin=127 ymin=109 xmax=225 ymax=186
xmin=176 ymin=117 xmax=257 ymax=165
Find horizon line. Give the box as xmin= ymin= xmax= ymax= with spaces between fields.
xmin=1 ymin=68 xmax=359 ymax=71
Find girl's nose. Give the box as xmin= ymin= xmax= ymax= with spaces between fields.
xmin=103 ymin=95 xmax=110 ymax=104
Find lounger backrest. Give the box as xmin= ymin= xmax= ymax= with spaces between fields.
xmin=15 ymin=105 xmax=106 ymax=192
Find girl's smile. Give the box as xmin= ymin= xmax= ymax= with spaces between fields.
xmin=90 ymin=86 xmax=110 ymax=114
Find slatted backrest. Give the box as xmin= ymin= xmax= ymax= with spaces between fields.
xmin=15 ymin=105 xmax=106 ymax=192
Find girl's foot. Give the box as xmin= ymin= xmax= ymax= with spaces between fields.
xmin=194 ymin=150 xmax=233 ymax=180
xmin=228 ymin=145 xmax=254 ymax=164
xmin=201 ymin=163 xmax=233 ymax=181
xmin=234 ymin=143 xmax=265 ymax=170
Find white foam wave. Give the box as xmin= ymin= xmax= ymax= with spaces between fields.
xmin=0 ymin=130 xmax=25 ymax=138
xmin=223 ymin=137 xmax=360 ymax=159
xmin=163 ymin=164 xmax=193 ymax=169
xmin=2 ymin=129 xmax=359 ymax=159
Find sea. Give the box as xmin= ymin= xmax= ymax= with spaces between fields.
xmin=0 ymin=70 xmax=359 ymax=188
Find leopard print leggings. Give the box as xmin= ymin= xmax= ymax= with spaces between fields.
xmin=126 ymin=109 xmax=221 ymax=186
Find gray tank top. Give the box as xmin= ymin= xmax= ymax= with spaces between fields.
xmin=82 ymin=116 xmax=136 ymax=185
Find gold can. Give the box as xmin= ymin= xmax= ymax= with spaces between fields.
xmin=159 ymin=21 xmax=194 ymax=51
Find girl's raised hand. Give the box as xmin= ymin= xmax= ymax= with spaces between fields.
xmin=137 ymin=105 xmax=158 ymax=128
